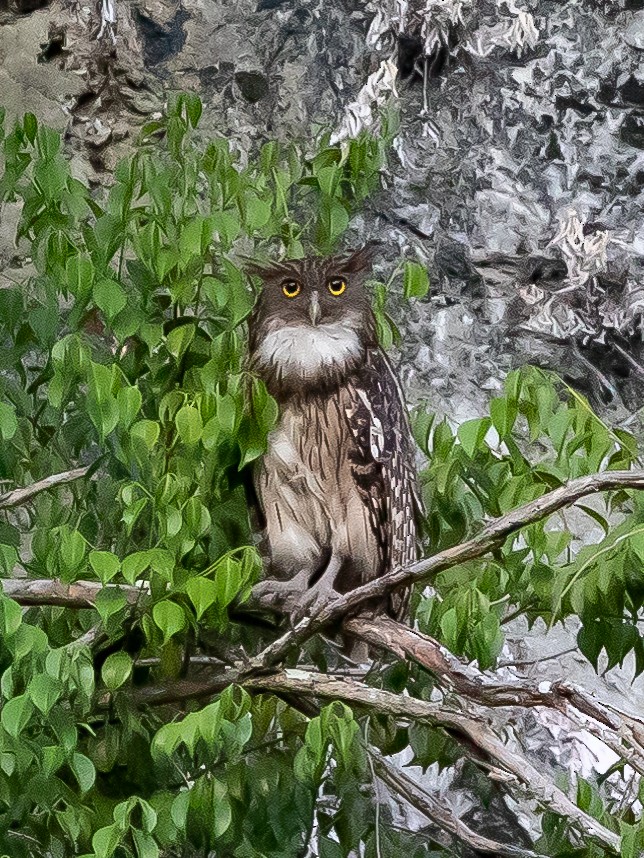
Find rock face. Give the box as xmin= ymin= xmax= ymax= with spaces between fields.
xmin=1 ymin=0 xmax=644 ymax=840
xmin=3 ymin=0 xmax=643 ymax=418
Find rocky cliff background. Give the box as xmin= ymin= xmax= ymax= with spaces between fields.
xmin=1 ymin=0 xmax=644 ymax=843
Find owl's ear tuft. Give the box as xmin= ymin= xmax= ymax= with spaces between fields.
xmin=335 ymin=241 xmax=380 ymax=275
xmin=239 ymin=256 xmax=291 ymax=281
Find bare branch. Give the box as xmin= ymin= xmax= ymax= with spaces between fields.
xmin=244 ymin=670 xmax=620 ymax=852
xmin=249 ymin=469 xmax=644 ymax=669
xmin=370 ymin=748 xmax=540 ymax=858
xmin=122 ymin=667 xmax=619 ymax=851
xmin=348 ymin=615 xmax=644 ymax=778
xmin=0 ymin=467 xmax=92 ymax=509
xmin=1 ymin=578 xmax=142 ymax=608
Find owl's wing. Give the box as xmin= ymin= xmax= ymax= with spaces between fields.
xmin=344 ymin=347 xmax=422 ymax=619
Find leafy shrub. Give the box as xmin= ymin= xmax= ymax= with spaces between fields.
xmin=0 ymin=94 xmax=642 ymax=856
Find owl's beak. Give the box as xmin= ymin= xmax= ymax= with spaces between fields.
xmin=308 ymin=290 xmax=321 ymax=326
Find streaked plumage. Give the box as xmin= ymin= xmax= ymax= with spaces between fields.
xmin=247 ymin=248 xmax=421 ymax=622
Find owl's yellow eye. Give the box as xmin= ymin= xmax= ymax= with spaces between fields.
xmin=282 ymin=280 xmax=301 ymax=299
xmin=327 ymin=278 xmax=347 ymax=296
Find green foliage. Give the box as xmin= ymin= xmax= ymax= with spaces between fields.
xmin=0 ymin=97 xmax=642 ymax=856
xmin=412 ymin=366 xmax=642 ymax=672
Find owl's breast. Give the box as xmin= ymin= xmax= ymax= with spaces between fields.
xmin=254 ymin=388 xmax=384 ymax=582
xmin=261 ymin=399 xmax=346 ymax=493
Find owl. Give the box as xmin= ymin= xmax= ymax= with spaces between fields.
xmin=246 ymin=246 xmax=421 ymax=626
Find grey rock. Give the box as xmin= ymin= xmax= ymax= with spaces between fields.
xmin=623 ymin=11 xmax=644 ymax=50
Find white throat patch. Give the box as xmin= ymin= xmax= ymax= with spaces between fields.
xmin=254 ymin=322 xmax=363 ymax=385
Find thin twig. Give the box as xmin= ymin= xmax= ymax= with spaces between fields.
xmin=498 ymin=646 xmax=578 ymax=668
xmin=0 ymin=466 xmax=92 ymax=509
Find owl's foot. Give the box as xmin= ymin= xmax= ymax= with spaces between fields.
xmin=289 ymin=552 xmax=344 ymax=624
xmin=248 ymin=570 xmax=311 ymax=614
xmin=289 ymin=579 xmax=341 ymax=626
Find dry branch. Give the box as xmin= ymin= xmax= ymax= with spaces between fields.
xmin=348 ymin=615 xmax=644 ymax=778
xmin=0 ymin=466 xmax=92 ymax=509
xmin=1 ymin=578 xmax=143 ymax=608
xmin=245 ymin=670 xmax=620 ymax=852
xmin=370 ymin=749 xmax=540 ymax=858
xmin=249 ymin=469 xmax=644 ymax=669
xmin=122 ymin=667 xmax=619 ymax=851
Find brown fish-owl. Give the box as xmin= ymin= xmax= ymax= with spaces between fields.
xmin=247 ymin=246 xmax=421 ymax=625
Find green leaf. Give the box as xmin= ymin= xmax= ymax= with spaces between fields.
xmin=23 ymin=112 xmax=37 ymax=144
xmin=0 ymin=402 xmax=18 ymax=441
xmin=27 ymin=673 xmax=62 ymax=715
xmin=186 ymin=577 xmax=218 ymax=620
xmin=147 ymin=549 xmax=175 ymax=581
xmin=1 ymin=693 xmax=33 ymax=738
xmin=171 ymin=790 xmax=190 ymax=830
xmin=122 ymin=497 xmax=148 ymax=534
xmin=631 ymin=530 xmax=644 ymax=564
xmin=117 ymin=387 xmax=142 ymax=429
xmin=245 ymin=194 xmax=271 ymax=231
xmin=132 ymin=829 xmax=160 ymax=858
xmin=140 ymin=322 xmax=164 ymax=352
xmin=87 ymin=362 xmax=119 ymax=440
xmin=210 ymin=778 xmax=232 ymax=838
xmin=0 ymin=544 xmax=18 ymax=576
xmin=95 ymin=587 xmax=127 ymax=628
xmin=316 ymin=165 xmax=339 ymax=196
xmin=153 ymin=601 xmax=186 ymax=644
xmin=457 ymin=417 xmax=491 ymax=457
xmin=92 ymin=824 xmax=121 ymax=858
xmin=122 ymin=552 xmax=151 ymax=585
xmin=403 ymin=260 xmax=430 ymax=299
xmin=36 ymin=125 xmax=61 ymax=160
xmin=102 ymin=652 xmax=133 ymax=691
xmin=211 ymin=209 xmax=241 ymax=246
xmin=578 ymin=621 xmax=603 ymax=670
xmin=183 ymin=92 xmax=203 ymax=128
xmin=619 ymin=821 xmax=644 ymax=858
xmin=89 ymin=550 xmax=120 ymax=583
xmin=71 ymin=752 xmax=96 ymax=793
xmin=175 ymin=405 xmax=203 ymax=445
xmin=317 ymin=197 xmax=349 ymax=249
xmin=183 ymin=498 xmax=211 ymax=539
xmin=440 ymin=607 xmax=459 ymax=651
xmin=0 ymin=595 xmax=22 ymax=635
xmin=94 ymin=278 xmax=127 ymax=321
xmin=131 ymin=419 xmax=160 ymax=450
xmin=167 ymin=324 xmax=195 ymax=361
xmin=60 ymin=528 xmax=87 ymax=575
xmin=490 ymin=395 xmax=517 ymax=439
xmin=66 ymin=255 xmax=94 ymax=301
xmin=0 ymin=288 xmax=23 ymax=332
xmin=164 ymin=506 xmax=182 ymax=539
xmin=41 ymin=744 xmax=65 ymax=778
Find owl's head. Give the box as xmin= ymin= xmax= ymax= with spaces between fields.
xmin=247 ymin=245 xmax=377 ymax=398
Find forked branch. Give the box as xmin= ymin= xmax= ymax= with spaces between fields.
xmin=250 ymin=469 xmax=644 ymax=668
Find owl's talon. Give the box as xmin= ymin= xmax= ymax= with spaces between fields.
xmin=289 ymin=582 xmax=340 ymax=625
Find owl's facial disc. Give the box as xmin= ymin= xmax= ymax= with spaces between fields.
xmin=248 ymin=250 xmax=379 ymax=395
